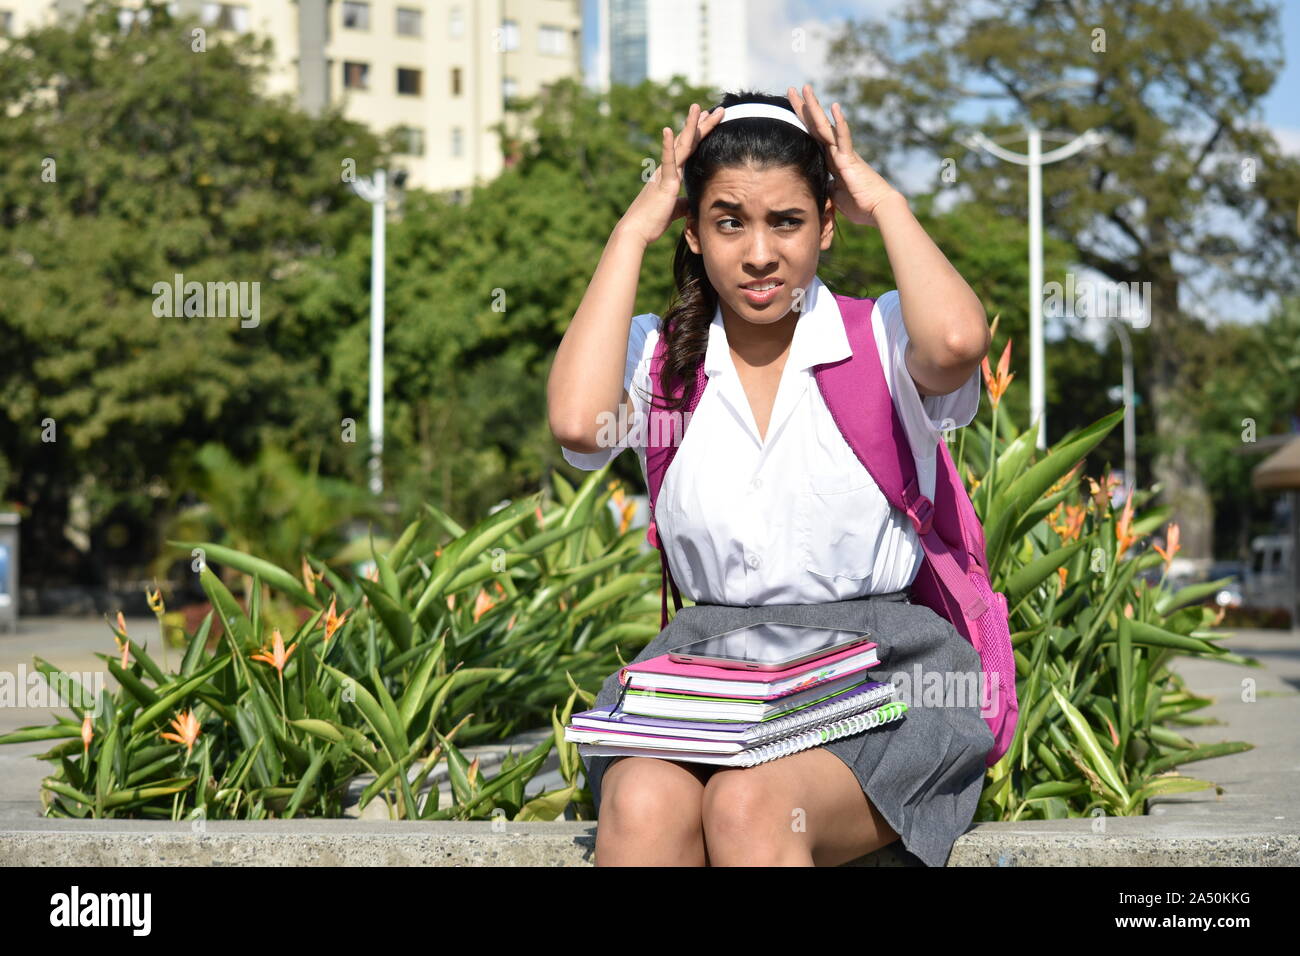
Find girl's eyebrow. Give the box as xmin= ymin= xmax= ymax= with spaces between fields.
xmin=709 ymin=199 xmax=806 ymax=216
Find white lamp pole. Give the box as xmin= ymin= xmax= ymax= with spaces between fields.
xmin=962 ymin=123 xmax=1105 ymax=450
xmin=350 ymin=169 xmax=387 ymax=495
xmin=1107 ymin=317 xmax=1137 ymax=499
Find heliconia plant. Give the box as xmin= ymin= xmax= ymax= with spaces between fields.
xmin=958 ymin=332 xmax=1252 ymax=821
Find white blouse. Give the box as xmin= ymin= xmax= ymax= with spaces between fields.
xmin=561 ymin=274 xmax=981 ymax=606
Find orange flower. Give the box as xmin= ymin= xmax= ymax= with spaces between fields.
xmin=322 ymin=595 xmax=350 ymax=644
xmin=1115 ymin=493 xmax=1138 ymax=559
xmin=81 ymin=713 xmax=93 ymax=754
xmin=250 ymin=628 xmax=297 ymax=677
xmin=535 ymin=504 xmax=545 ymax=529
xmin=1153 ymin=523 xmax=1181 ymax=574
xmin=160 ymin=709 xmax=202 ymax=756
xmin=365 ymin=565 xmax=379 ymax=583
xmin=1057 ymin=565 xmax=1068 ymax=595
xmin=111 ymin=612 xmax=130 ymax=669
xmin=1103 ymin=716 xmax=1119 ymax=748
xmin=1123 ymin=602 xmax=1134 ymax=618
xmin=1051 ymin=503 xmax=1087 ymax=543
xmin=506 ymin=612 xmax=518 ymax=632
xmin=446 ymin=594 xmax=456 ymax=610
xmin=980 ymin=339 xmax=1014 ymax=409
xmin=473 ymin=589 xmax=495 ymax=622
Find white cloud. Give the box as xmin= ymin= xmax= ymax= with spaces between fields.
xmin=1269 ymin=125 xmax=1300 ymax=157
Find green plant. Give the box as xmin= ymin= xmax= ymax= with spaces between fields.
xmin=0 ymin=470 xmax=652 ymax=821
xmin=964 ymin=337 xmax=1253 ymax=822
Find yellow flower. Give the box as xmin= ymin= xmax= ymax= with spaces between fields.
xmin=81 ymin=713 xmax=93 ymax=754
xmin=250 ymin=628 xmax=297 ymax=677
xmin=145 ymin=584 xmax=164 ymax=616
xmin=160 ymin=709 xmax=202 ymax=756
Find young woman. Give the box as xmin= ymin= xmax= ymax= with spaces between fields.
xmin=547 ymin=84 xmax=994 ymax=867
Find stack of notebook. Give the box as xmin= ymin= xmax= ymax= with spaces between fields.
xmin=565 ymin=635 xmax=907 ymax=767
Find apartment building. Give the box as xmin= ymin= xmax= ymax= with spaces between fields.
xmin=0 ymin=0 xmax=586 ymax=196
xmin=591 ymin=0 xmax=747 ymax=96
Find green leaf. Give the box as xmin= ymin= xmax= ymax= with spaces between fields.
xmin=172 ymin=541 xmax=321 ymax=609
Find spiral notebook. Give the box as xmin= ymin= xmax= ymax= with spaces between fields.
xmin=577 ymin=700 xmax=909 ymax=767
xmin=568 ymin=679 xmax=897 ymax=749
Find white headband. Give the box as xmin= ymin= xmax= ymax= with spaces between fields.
xmin=716 ymin=102 xmax=811 ymax=136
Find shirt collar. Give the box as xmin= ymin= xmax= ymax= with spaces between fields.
xmin=703 ymin=274 xmax=851 ymax=377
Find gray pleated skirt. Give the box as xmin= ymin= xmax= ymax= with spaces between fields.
xmin=580 ymin=589 xmax=996 ymax=867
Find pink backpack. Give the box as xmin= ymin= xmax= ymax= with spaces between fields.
xmin=641 ymin=294 xmax=1018 ymax=766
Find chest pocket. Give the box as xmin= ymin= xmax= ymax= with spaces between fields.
xmin=797 ymin=468 xmax=890 ymax=580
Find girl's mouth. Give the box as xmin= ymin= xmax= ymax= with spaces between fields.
xmin=739 ymin=280 xmax=783 ymax=305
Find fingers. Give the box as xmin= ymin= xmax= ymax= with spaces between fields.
xmin=789 ymin=83 xmax=837 ymax=150
xmin=830 ymin=100 xmax=852 ymax=153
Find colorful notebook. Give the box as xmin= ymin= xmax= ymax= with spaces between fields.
xmin=567 ymin=679 xmax=897 ymax=749
xmin=577 ymin=701 xmax=909 ymax=767
xmin=617 ymin=641 xmax=878 ymax=698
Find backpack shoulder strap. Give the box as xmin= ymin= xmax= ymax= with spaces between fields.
xmin=814 ymin=293 xmax=989 ymax=618
xmin=644 ymin=317 xmax=708 ymax=626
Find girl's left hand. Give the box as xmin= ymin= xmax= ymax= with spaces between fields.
xmin=787 ymin=84 xmax=901 ymax=229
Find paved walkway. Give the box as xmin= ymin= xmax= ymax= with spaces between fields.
xmin=2 ymin=616 xmax=1297 ymax=833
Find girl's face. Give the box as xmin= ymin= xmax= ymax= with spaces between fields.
xmin=684 ymin=163 xmax=835 ymax=327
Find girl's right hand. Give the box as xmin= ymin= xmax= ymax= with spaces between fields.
xmin=618 ymin=103 xmax=725 ymax=246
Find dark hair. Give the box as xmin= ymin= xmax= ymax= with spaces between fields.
xmin=644 ymin=90 xmax=832 ymax=414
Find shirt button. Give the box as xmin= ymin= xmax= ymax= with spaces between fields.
xmin=746 ymin=553 xmax=762 ymax=570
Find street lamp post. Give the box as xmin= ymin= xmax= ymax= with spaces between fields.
xmin=350 ymin=169 xmax=388 ymax=495
xmin=1107 ymin=317 xmax=1138 ymax=498
xmin=962 ymin=122 xmax=1105 ymax=450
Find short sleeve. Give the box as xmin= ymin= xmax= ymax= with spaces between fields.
xmin=560 ymin=313 xmax=660 ymax=470
xmin=875 ymin=290 xmax=981 ymax=455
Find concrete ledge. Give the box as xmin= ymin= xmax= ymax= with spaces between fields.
xmin=1 ymin=817 xmax=1295 ymax=866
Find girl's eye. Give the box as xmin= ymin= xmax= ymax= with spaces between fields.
xmin=719 ymin=217 xmax=803 ymax=230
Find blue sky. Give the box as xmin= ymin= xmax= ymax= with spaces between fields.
xmin=582 ymin=0 xmax=1299 ymax=330
xmin=584 ymin=0 xmax=1298 ymax=148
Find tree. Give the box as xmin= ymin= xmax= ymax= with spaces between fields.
xmin=0 ymin=1 xmax=382 ymax=580
xmin=824 ymin=0 xmax=1300 ymax=561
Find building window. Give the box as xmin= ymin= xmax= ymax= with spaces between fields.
xmin=396 ymin=7 xmax=421 ymax=37
xmin=343 ymin=61 xmax=370 ymax=90
xmin=200 ymin=2 xmax=250 ymax=32
xmin=449 ymin=5 xmax=463 ymax=39
xmin=0 ymin=11 xmax=12 ymax=36
xmin=397 ymin=68 xmax=421 ymax=96
xmin=342 ymin=2 xmax=369 ymax=30
xmin=395 ymin=126 xmax=424 ymax=156
xmin=538 ymin=24 xmax=568 ymax=55
xmin=500 ymin=19 xmax=518 ymax=51
xmin=451 ymin=127 xmax=463 ymax=158
xmin=451 ymin=67 xmax=461 ymax=96
xmin=502 ymin=76 xmax=517 ymax=105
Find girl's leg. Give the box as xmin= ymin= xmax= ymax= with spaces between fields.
xmin=595 ymin=756 xmax=718 ymax=866
xmin=701 ymin=747 xmax=900 ymax=866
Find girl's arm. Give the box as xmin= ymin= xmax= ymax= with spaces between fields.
xmin=785 ymin=84 xmax=990 ymax=396
xmin=547 ymin=224 xmax=648 ymax=454
xmin=547 ymin=104 xmax=725 ymax=453
xmin=872 ymin=191 xmax=991 ymax=397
